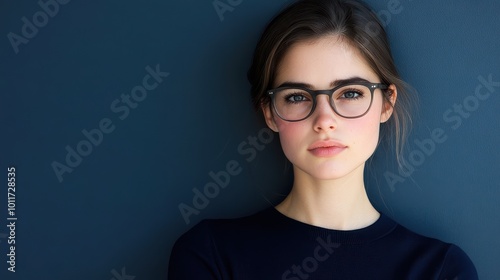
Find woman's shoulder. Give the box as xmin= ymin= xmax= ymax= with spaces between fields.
xmin=168 ymin=207 xmax=278 ymax=279
xmin=174 ymin=207 xmax=276 ymax=244
xmin=388 ymin=218 xmax=478 ymax=279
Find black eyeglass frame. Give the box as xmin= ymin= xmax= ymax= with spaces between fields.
xmin=267 ymin=82 xmax=389 ymax=122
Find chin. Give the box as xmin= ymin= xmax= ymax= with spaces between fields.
xmin=298 ymin=161 xmax=366 ymax=181
xmin=314 ymin=171 xmax=352 ymax=181
xmin=303 ymin=167 xmax=355 ymax=181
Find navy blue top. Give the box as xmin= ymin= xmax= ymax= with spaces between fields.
xmin=169 ymin=207 xmax=478 ymax=279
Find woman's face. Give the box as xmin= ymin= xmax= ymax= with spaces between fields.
xmin=263 ymin=35 xmax=396 ymax=181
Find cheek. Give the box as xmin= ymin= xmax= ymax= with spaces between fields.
xmin=351 ymin=118 xmax=380 ymax=144
xmin=348 ymin=102 xmax=383 ymax=148
xmin=274 ymin=120 xmax=309 ymax=155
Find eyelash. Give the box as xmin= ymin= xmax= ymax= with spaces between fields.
xmin=284 ymin=93 xmax=310 ymax=104
xmin=339 ymin=89 xmax=364 ymax=100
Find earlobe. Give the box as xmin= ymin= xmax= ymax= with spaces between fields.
xmin=261 ymin=103 xmax=279 ymax=132
xmin=381 ymin=84 xmax=397 ymax=123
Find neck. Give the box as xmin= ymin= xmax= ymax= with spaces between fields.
xmin=276 ymin=164 xmax=379 ymax=230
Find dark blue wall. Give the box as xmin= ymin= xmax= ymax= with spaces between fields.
xmin=1 ymin=0 xmax=499 ymax=279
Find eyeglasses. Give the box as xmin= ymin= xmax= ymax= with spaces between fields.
xmin=267 ymin=82 xmax=388 ymax=122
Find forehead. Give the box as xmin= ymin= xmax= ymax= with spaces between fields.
xmin=274 ymin=35 xmax=379 ymax=88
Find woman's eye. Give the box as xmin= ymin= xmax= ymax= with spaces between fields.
xmin=341 ymin=91 xmax=362 ymax=99
xmin=286 ymin=94 xmax=308 ymax=102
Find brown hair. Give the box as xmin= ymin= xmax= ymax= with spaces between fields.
xmin=247 ymin=0 xmax=415 ymax=166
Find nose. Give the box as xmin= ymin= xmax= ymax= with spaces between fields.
xmin=313 ymin=95 xmax=338 ymax=132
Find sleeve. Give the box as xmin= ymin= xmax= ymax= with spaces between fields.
xmin=168 ymin=221 xmax=223 ymax=280
xmin=438 ymin=245 xmax=478 ymax=280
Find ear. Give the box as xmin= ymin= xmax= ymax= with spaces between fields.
xmin=261 ymin=103 xmax=279 ymax=132
xmin=380 ymin=84 xmax=397 ymax=123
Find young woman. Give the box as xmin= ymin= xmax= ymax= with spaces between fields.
xmin=169 ymin=0 xmax=478 ymax=279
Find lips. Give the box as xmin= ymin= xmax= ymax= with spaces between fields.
xmin=308 ymin=140 xmax=347 ymax=157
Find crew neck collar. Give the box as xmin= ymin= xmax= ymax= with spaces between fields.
xmin=266 ymin=206 xmax=398 ymax=244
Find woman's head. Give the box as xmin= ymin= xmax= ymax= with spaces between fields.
xmin=247 ymin=0 xmax=413 ymax=166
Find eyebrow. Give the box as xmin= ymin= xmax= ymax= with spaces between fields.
xmin=276 ymin=76 xmax=371 ymax=89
